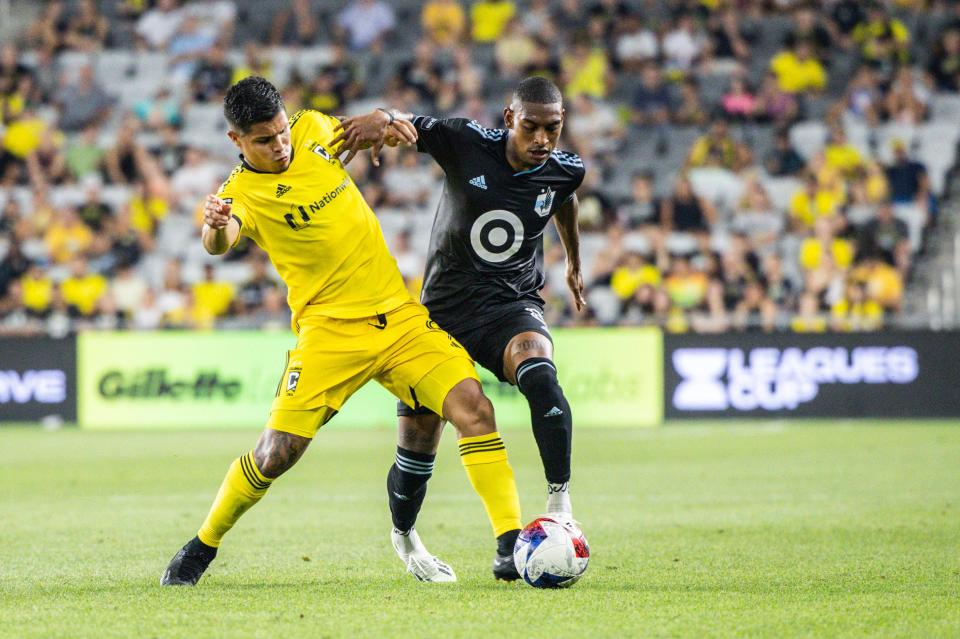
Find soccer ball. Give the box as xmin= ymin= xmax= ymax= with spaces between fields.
xmin=513 ymin=515 xmax=589 ymax=588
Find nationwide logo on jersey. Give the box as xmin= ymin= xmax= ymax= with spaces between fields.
xmin=469 ymin=175 xmax=487 ymax=190
xmin=276 ymin=184 xmax=291 ymax=198
xmin=534 ymin=187 xmax=555 ymax=217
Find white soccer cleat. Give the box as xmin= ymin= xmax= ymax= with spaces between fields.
xmin=391 ymin=528 xmax=457 ymax=583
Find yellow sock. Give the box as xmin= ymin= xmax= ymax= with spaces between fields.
xmin=458 ymin=432 xmax=522 ymax=537
xmin=197 ymin=452 xmax=272 ymax=547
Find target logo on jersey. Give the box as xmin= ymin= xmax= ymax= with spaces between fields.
xmin=513 ymin=515 xmax=590 ymax=588
xmin=470 ymin=209 xmax=524 ymax=263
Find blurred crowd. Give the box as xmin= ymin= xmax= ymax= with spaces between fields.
xmin=1 ymin=0 xmax=960 ymax=336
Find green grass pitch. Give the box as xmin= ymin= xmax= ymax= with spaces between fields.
xmin=1 ymin=422 xmax=958 ymax=638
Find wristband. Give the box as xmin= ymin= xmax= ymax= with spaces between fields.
xmin=377 ymin=107 xmax=395 ymax=124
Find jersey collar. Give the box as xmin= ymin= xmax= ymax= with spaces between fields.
xmin=502 ymin=136 xmax=548 ymax=178
xmin=239 ymin=151 xmax=295 ymax=174
xmin=513 ymin=162 xmax=547 ymax=177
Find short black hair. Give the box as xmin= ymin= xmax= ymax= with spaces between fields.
xmin=224 ymin=76 xmax=284 ymax=133
xmin=513 ymin=76 xmax=562 ymax=106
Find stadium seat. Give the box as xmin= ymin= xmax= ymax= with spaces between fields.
xmin=688 ymin=168 xmax=744 ymax=211
xmin=789 ymin=120 xmax=828 ymax=161
xmin=893 ymin=203 xmax=927 ymax=253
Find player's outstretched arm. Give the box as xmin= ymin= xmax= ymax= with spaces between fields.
xmin=201 ymin=194 xmax=240 ymax=256
xmin=554 ymin=194 xmax=586 ymax=312
xmin=331 ymin=108 xmax=417 ymax=166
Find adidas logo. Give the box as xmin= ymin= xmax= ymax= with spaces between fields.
xmin=544 ymin=406 xmax=564 ymax=417
xmin=276 ymin=184 xmax=292 ymax=197
xmin=469 ymin=175 xmax=487 ymax=190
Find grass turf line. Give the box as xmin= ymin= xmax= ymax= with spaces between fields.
xmin=0 ymin=423 xmax=958 ymax=638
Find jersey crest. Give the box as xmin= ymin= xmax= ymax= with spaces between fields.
xmin=534 ymin=188 xmax=555 ymax=217
xmin=311 ymin=142 xmax=332 ymax=161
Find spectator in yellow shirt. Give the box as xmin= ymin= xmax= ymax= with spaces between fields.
xmin=2 ymin=112 xmax=46 ymax=158
xmin=422 ymin=0 xmax=465 ymax=47
xmin=791 ymin=291 xmax=828 ymax=332
xmin=770 ymin=40 xmax=827 ymax=94
xmin=824 ymin=127 xmax=863 ymax=177
xmin=61 ymin=257 xmax=107 ymax=316
xmin=853 ymin=256 xmax=904 ymax=311
xmin=852 ymin=4 xmax=910 ymax=69
xmin=664 ymin=253 xmax=709 ymax=310
xmin=470 ymin=0 xmax=515 ymax=43
xmin=130 ymin=182 xmax=169 ymax=235
xmin=610 ymin=251 xmax=661 ymax=301
xmin=790 ymin=175 xmax=841 ymax=228
xmin=687 ymin=118 xmax=749 ymax=171
xmin=20 ymin=266 xmax=54 ymax=316
xmin=45 ymin=208 xmax=93 ymax=264
xmin=191 ymin=263 xmax=235 ymax=328
xmin=831 ymin=280 xmax=883 ymax=331
xmin=561 ymin=39 xmax=611 ymax=99
xmin=800 ymin=219 xmax=854 ymax=272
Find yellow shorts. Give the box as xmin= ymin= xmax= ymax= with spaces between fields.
xmin=266 ymin=301 xmax=478 ymax=438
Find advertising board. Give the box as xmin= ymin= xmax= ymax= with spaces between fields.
xmin=0 ymin=336 xmax=76 ymax=423
xmin=664 ymin=332 xmax=960 ymax=418
xmin=79 ymin=328 xmax=662 ymax=429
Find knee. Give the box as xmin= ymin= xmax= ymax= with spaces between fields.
xmin=253 ymin=430 xmax=310 ymax=478
xmin=451 ymin=387 xmax=496 ymax=438
xmin=399 ymin=414 xmax=444 ymax=454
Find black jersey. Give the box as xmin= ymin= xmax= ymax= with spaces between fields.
xmin=411 ymin=116 xmax=586 ymax=334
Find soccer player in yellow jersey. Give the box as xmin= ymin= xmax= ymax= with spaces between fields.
xmin=160 ymin=77 xmax=522 ymax=586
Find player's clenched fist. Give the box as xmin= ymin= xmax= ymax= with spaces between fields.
xmin=204 ymin=194 xmax=232 ymax=229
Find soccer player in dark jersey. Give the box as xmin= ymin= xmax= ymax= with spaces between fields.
xmin=335 ymin=76 xmax=585 ymax=582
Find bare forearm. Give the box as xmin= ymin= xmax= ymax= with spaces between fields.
xmin=382 ymin=108 xmax=414 ymax=121
xmin=555 ymin=198 xmax=582 ymax=269
xmin=557 ymin=222 xmax=581 ymax=268
xmin=202 ymin=225 xmax=230 ymax=255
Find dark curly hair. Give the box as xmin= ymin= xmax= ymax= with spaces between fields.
xmin=223 ymin=76 xmax=284 ymax=133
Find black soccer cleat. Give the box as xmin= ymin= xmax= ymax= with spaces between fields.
xmin=160 ymin=536 xmax=217 ymax=586
xmin=493 ymin=551 xmax=521 ymax=581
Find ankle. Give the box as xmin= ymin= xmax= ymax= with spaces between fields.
xmin=496 ymin=528 xmax=520 ymax=556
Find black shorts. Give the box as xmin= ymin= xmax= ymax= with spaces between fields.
xmin=397 ymin=301 xmax=553 ymax=417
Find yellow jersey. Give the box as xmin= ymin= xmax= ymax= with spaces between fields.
xmin=770 ymin=51 xmax=827 ymax=94
xmin=218 ymin=109 xmax=410 ymax=331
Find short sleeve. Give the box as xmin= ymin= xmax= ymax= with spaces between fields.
xmin=289 ymin=108 xmax=343 ymax=154
xmin=216 ymin=168 xmax=254 ymax=244
xmin=411 ymin=116 xmax=468 ymax=168
xmin=560 ymin=161 xmax=586 ymax=205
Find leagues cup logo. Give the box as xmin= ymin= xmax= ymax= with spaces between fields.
xmin=672 ymin=346 xmax=919 ymax=412
xmin=534 ymin=188 xmax=555 ymax=217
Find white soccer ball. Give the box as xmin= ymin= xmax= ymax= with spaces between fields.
xmin=513 ymin=515 xmax=589 ymax=588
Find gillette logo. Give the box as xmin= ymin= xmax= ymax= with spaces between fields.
xmin=671 ymin=347 xmax=919 ymax=412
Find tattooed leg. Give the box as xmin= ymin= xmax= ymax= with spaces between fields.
xmin=253 ymin=428 xmax=312 ymax=478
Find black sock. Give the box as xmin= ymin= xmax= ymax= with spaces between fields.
xmin=515 ymin=357 xmax=572 ymax=485
xmin=386 ymin=446 xmax=435 ymax=533
xmin=497 ymin=528 xmax=520 ymax=556
xmin=186 ymin=536 xmax=217 ymax=558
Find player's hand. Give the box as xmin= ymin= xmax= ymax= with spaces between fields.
xmin=369 ymin=120 xmax=418 ymax=166
xmin=203 ymin=194 xmax=232 ymax=229
xmin=332 ymin=112 xmax=417 ymax=167
xmin=566 ymin=264 xmax=586 ymax=312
